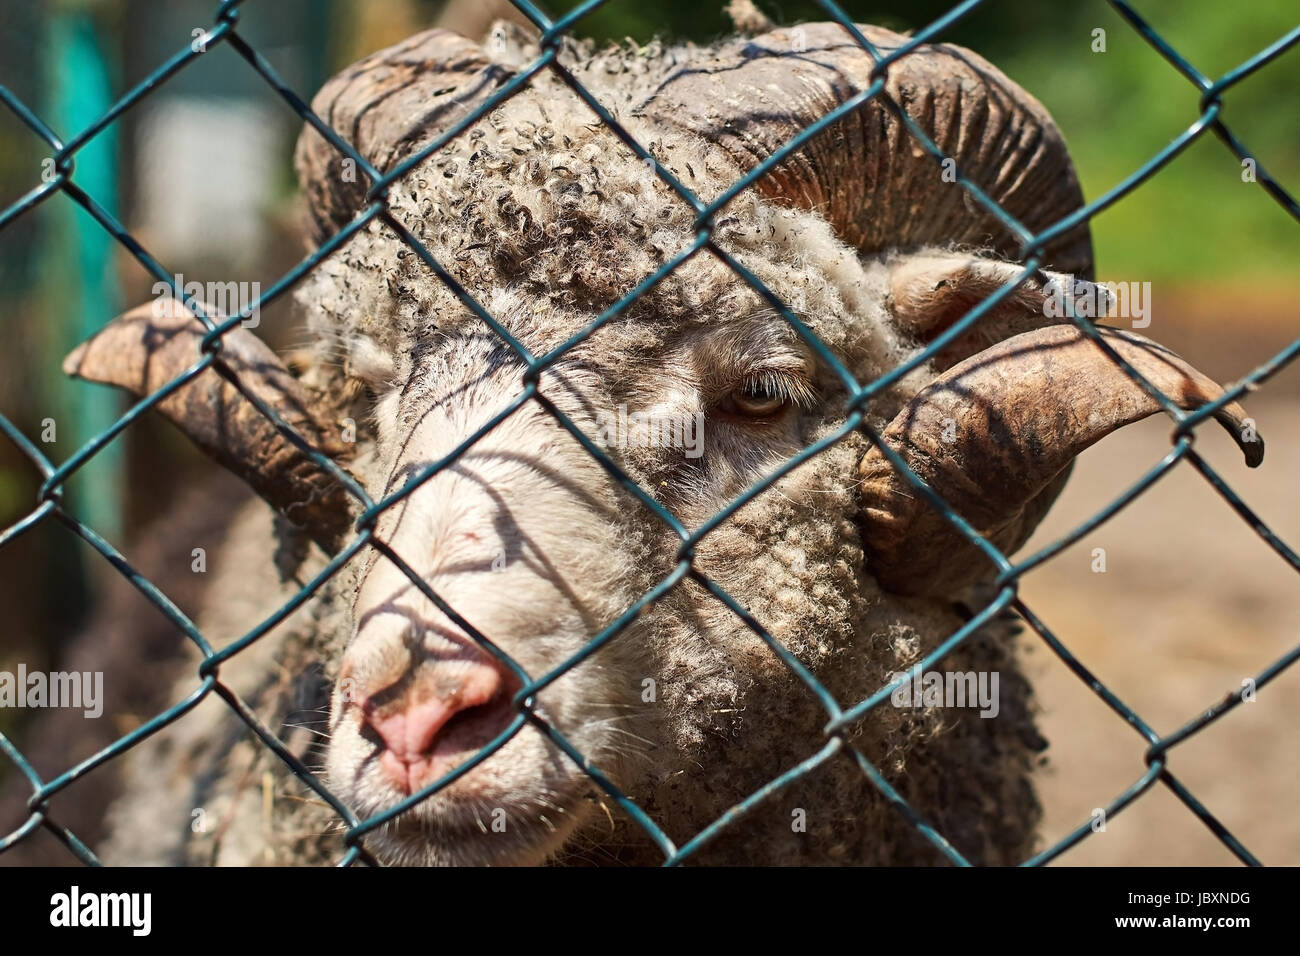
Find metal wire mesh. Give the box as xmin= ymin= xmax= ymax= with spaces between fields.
xmin=1 ymin=0 xmax=1297 ymax=867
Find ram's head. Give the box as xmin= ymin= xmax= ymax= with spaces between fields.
xmin=66 ymin=21 xmax=1260 ymax=865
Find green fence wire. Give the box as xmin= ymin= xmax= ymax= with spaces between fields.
xmin=1 ymin=0 xmax=1298 ymax=867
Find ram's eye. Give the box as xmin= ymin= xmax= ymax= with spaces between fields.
xmin=728 ymin=382 xmax=787 ymax=417
xmin=718 ymin=372 xmax=813 ymax=420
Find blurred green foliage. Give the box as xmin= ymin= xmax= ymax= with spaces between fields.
xmin=549 ymin=0 xmax=1300 ymax=284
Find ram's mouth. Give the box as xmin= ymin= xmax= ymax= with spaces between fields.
xmin=339 ymin=718 xmax=597 ymax=867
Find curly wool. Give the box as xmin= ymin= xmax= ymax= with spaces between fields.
xmin=296 ymin=31 xmax=928 ymax=421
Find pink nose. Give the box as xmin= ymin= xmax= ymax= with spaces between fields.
xmin=359 ymin=663 xmax=507 ymax=793
xmin=365 ymin=698 xmax=462 ymax=762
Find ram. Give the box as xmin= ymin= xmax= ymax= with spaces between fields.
xmin=63 ymin=12 xmax=1259 ymax=866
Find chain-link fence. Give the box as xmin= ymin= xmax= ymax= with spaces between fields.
xmin=1 ymin=0 xmax=1297 ymax=866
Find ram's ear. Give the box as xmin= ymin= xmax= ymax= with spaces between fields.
xmin=63 ymin=301 xmax=356 ymax=551
xmin=889 ymin=253 xmax=1109 ymax=370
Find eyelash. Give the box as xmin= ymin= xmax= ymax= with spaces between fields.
xmin=740 ymin=371 xmax=817 ymax=408
xmin=718 ymin=369 xmax=817 ymax=418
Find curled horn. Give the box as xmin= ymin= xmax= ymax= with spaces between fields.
xmin=63 ymin=303 xmax=356 ymax=552
xmin=857 ymin=326 xmax=1263 ymax=597
xmin=635 ymin=21 xmax=1093 ymax=276
xmin=294 ymin=28 xmax=510 ymax=245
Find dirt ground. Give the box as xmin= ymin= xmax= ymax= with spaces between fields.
xmin=1022 ymin=291 xmax=1300 ymax=866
